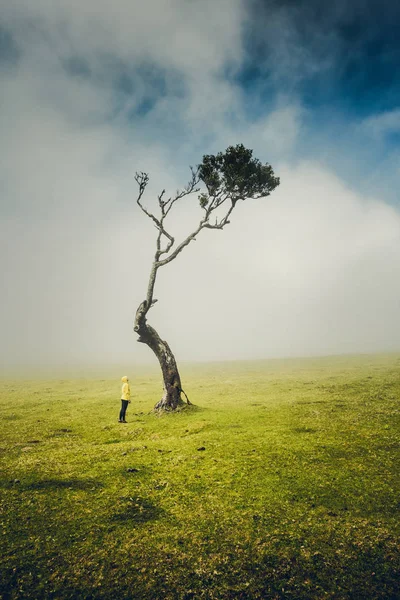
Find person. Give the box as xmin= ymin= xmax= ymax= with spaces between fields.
xmin=119 ymin=376 xmax=131 ymax=423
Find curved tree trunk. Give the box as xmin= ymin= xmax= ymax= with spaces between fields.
xmin=134 ymin=299 xmax=189 ymax=410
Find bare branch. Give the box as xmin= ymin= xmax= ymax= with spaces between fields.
xmin=154 ymin=169 xmax=202 ymax=258
xmin=156 ymin=223 xmax=174 ymax=255
xmin=157 ymin=222 xmax=204 ymax=266
xmin=134 ymin=172 xmax=163 ymax=230
xmin=135 ymin=153 xmax=268 ymax=300
xmin=157 ymin=197 xmax=235 ymax=266
xmin=158 ymin=232 xmax=175 ymax=256
xmin=164 ymin=167 xmax=200 ymax=216
xmin=135 ymin=169 xmax=204 ymax=264
xmin=134 ymin=171 xmax=149 ymax=196
xmin=134 ymin=174 xmax=176 ymax=259
xmin=157 ymin=189 xmax=166 ymax=210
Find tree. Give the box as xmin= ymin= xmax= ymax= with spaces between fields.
xmin=134 ymin=144 xmax=280 ymax=411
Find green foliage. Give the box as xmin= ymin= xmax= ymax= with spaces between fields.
xmin=0 ymin=355 xmax=399 ymax=599
xmin=198 ymin=192 xmax=209 ymax=209
xmin=198 ymin=143 xmax=280 ymax=204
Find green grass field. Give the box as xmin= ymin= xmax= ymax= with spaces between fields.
xmin=0 ymin=355 xmax=399 ymax=599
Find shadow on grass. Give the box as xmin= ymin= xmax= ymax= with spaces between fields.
xmin=292 ymin=427 xmax=318 ymax=434
xmin=296 ymin=400 xmax=328 ymax=405
xmin=111 ymin=496 xmax=164 ymax=525
xmin=1 ymin=478 xmax=104 ymax=491
xmin=2 ymin=414 xmax=21 ymax=421
xmin=49 ymin=429 xmax=78 ymax=438
xmin=153 ymin=403 xmax=205 ymax=416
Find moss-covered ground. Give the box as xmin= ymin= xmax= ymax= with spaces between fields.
xmin=0 ymin=355 xmax=399 ymax=599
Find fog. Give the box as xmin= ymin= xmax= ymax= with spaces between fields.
xmin=1 ymin=0 xmax=399 ymax=372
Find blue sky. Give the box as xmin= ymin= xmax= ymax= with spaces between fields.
xmin=240 ymin=0 xmax=400 ymax=204
xmin=244 ymin=0 xmax=400 ymax=111
xmin=0 ymin=0 xmax=399 ymax=370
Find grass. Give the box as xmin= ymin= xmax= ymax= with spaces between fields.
xmin=0 ymin=354 xmax=399 ymax=599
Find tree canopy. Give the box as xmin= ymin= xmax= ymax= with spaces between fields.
xmin=199 ymin=143 xmax=280 ymax=207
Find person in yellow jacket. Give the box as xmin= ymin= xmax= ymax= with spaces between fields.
xmin=119 ymin=376 xmax=131 ymax=423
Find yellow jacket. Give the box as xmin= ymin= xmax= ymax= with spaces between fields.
xmin=121 ymin=376 xmax=131 ymax=401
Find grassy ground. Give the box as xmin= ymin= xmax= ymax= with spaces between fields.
xmin=0 ymin=354 xmax=399 ymax=599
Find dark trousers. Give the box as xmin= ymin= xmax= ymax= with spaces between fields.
xmin=119 ymin=400 xmax=129 ymax=421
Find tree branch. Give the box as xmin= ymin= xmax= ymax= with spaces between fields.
xmin=134 ymin=145 xmax=279 ymax=301
xmin=156 ymin=222 xmax=174 ymax=256
xmin=164 ymin=167 xmax=200 ymax=217
xmin=157 ymin=222 xmax=204 ymax=266
xmin=157 ymin=196 xmax=235 ymax=266
xmin=134 ymin=172 xmax=162 ymax=231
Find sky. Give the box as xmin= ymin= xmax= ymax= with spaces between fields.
xmin=1 ymin=0 xmax=400 ymax=372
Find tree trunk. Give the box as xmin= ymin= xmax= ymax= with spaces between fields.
xmin=134 ymin=300 xmax=187 ymax=411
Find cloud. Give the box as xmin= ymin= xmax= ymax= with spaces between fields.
xmin=361 ymin=108 xmax=400 ymax=139
xmin=168 ymin=162 xmax=400 ymax=360
xmin=2 ymin=0 xmax=244 ymax=112
xmin=0 ymin=0 xmax=399 ymax=372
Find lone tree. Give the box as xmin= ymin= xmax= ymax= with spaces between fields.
xmin=134 ymin=144 xmax=280 ymax=411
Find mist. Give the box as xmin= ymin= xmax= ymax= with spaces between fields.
xmin=1 ymin=0 xmax=399 ymax=372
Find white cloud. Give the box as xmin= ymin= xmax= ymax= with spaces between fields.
xmin=361 ymin=108 xmax=400 ymax=138
xmin=247 ymin=103 xmax=304 ymax=158
xmin=171 ymin=162 xmax=400 ymax=360
xmin=0 ymin=0 xmax=400 ymax=372
xmin=2 ymin=0 xmax=244 ymax=97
